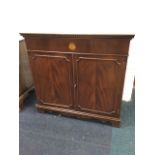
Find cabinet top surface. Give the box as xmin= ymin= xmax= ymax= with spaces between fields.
xmin=20 ymin=33 xmax=134 ymax=39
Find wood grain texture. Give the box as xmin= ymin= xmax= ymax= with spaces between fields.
xmin=21 ymin=33 xmax=134 ymax=54
xmin=24 ymin=38 xmax=131 ymax=54
xmin=75 ymin=56 xmax=125 ymax=116
xmin=20 ymin=33 xmax=134 ymax=127
xmin=20 ymin=33 xmax=134 ymax=39
xmin=29 ymin=53 xmax=74 ymax=109
xmin=36 ymin=103 xmax=121 ymax=123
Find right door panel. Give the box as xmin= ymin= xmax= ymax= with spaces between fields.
xmin=75 ymin=55 xmax=126 ymax=116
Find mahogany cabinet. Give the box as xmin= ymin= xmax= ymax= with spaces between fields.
xmin=20 ymin=33 xmax=134 ymax=127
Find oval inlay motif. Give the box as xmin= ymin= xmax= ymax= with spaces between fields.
xmin=68 ymin=42 xmax=76 ymax=51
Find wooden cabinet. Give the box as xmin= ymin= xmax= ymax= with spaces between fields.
xmin=20 ymin=33 xmax=134 ymax=127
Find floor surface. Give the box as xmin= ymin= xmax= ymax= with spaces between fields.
xmin=19 ymin=89 xmax=135 ymax=155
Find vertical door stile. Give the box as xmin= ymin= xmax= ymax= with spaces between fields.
xmin=72 ymin=54 xmax=77 ymax=109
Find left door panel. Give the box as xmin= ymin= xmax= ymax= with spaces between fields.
xmin=29 ymin=53 xmax=73 ymax=109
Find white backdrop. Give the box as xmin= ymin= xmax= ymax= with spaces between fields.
xmin=1 ymin=0 xmax=155 ymax=155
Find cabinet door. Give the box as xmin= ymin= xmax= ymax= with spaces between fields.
xmin=29 ymin=53 xmax=73 ymax=109
xmin=75 ymin=55 xmax=126 ymax=116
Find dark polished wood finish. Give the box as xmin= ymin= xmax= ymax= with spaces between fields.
xmin=20 ymin=33 xmax=134 ymax=127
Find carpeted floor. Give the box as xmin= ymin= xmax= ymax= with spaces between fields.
xmin=111 ymin=90 xmax=135 ymax=155
xmin=19 ymin=89 xmax=135 ymax=155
